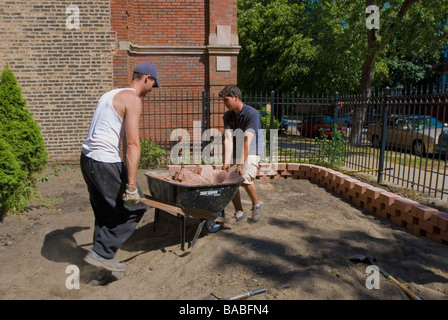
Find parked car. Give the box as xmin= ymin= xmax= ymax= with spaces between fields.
xmin=367 ymin=115 xmax=448 ymax=156
xmin=258 ymin=110 xmax=288 ymax=133
xmin=297 ymin=115 xmax=348 ymax=138
xmin=336 ymin=113 xmax=353 ymax=127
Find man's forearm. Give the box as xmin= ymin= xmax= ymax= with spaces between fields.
xmin=224 ymin=131 xmax=233 ymax=165
xmin=241 ymin=132 xmax=253 ymax=164
xmin=126 ymin=144 xmax=140 ymax=187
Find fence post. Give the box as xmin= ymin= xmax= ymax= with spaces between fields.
xmin=202 ymin=90 xmax=207 ymax=134
xmin=334 ymin=92 xmax=339 ymax=134
xmin=377 ymin=87 xmax=390 ymax=184
xmin=270 ymin=91 xmax=275 ymax=129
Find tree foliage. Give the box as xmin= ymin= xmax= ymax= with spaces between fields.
xmin=237 ymin=0 xmax=448 ymax=95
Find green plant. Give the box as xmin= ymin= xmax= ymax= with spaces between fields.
xmin=0 ymin=64 xmax=48 ymax=215
xmin=259 ymin=107 xmax=281 ymax=158
xmin=138 ymin=138 xmax=168 ymax=169
xmin=38 ymin=167 xmax=67 ymax=183
xmin=308 ymin=125 xmax=346 ymax=169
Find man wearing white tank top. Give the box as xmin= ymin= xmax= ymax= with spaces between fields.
xmin=80 ymin=62 xmax=161 ymax=273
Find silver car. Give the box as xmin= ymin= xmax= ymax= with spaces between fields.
xmin=367 ymin=115 xmax=448 ymax=156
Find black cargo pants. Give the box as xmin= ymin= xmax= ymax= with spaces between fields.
xmin=80 ymin=153 xmax=147 ymax=259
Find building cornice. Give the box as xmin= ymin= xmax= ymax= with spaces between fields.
xmin=126 ymin=43 xmax=240 ymax=56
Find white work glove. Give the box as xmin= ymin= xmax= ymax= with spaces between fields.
xmin=122 ymin=184 xmax=140 ymax=204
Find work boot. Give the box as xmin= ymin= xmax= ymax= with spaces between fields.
xmin=84 ymin=250 xmax=127 ymax=272
xmin=251 ymin=204 xmax=262 ymax=222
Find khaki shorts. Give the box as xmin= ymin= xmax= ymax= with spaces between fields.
xmin=231 ymin=155 xmax=260 ymax=185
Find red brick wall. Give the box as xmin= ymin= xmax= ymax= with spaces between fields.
xmin=112 ymin=0 xmax=238 ymax=91
xmin=0 ymin=0 xmax=238 ymax=162
xmin=0 ymin=1 xmax=116 ymax=163
xmin=112 ymin=0 xmax=239 ymax=154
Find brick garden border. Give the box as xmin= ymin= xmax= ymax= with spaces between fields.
xmin=166 ymin=163 xmax=448 ymax=246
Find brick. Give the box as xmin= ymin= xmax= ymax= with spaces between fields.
xmin=391 ymin=215 xmax=407 ymax=228
xmin=378 ymin=192 xmax=401 ymax=206
xmin=334 ymin=173 xmax=347 ymax=187
xmin=376 ymin=192 xmax=401 ymax=217
xmin=326 ymin=170 xmax=338 ymax=182
xmin=346 ymin=188 xmax=357 ymax=202
xmin=419 ymin=219 xmax=435 ymax=234
xmin=430 ymin=212 xmax=448 ymax=231
xmin=353 ymin=182 xmax=369 ymax=197
xmin=167 ymin=165 xmax=182 ymax=171
xmin=299 ymin=164 xmax=313 ymax=174
xmin=392 ymin=198 xmax=419 ymax=224
xmin=365 ymin=186 xmax=386 ymax=200
xmin=273 ymin=163 xmax=287 ymax=171
xmin=286 ymin=163 xmax=300 ymax=171
xmin=342 ymin=178 xmax=359 ymax=194
xmin=410 ymin=204 xmax=438 ymax=221
xmin=439 ymin=213 xmax=448 ymax=232
xmin=291 ymin=172 xmax=302 ymax=179
xmin=353 ymin=182 xmax=369 ymax=193
xmin=182 ymin=165 xmax=198 ymax=170
xmin=393 ymin=198 xmax=419 ymax=213
xmin=441 ymin=230 xmax=448 ymax=244
xmin=407 ymin=223 xmax=420 ymax=236
xmin=365 ymin=187 xmax=386 ymax=212
xmin=280 ymin=170 xmax=292 ymax=177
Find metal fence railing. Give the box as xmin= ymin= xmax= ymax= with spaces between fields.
xmin=141 ymin=87 xmax=448 ymax=200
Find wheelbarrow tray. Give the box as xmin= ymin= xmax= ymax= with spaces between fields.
xmin=144 ymin=170 xmax=244 ymax=213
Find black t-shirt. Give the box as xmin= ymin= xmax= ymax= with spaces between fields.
xmin=223 ymin=103 xmax=266 ymax=158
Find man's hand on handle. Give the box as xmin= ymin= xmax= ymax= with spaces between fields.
xmin=123 ymin=184 xmax=140 ymax=204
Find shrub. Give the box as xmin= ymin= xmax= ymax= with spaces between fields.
xmin=0 ymin=139 xmax=26 ymax=214
xmin=259 ymin=107 xmax=281 ymax=158
xmin=138 ymin=138 xmax=168 ymax=169
xmin=309 ymin=126 xmax=346 ymax=169
xmin=0 ymin=64 xmax=48 ymax=215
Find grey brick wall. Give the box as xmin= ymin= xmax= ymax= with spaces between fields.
xmin=0 ymin=1 xmax=116 ymax=163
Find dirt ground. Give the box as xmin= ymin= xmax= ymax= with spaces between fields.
xmin=1 ymin=165 xmax=448 ymax=301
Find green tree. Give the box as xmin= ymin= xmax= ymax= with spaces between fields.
xmin=237 ymin=0 xmax=367 ymax=94
xmin=237 ymin=0 xmax=447 ymax=146
xmin=349 ymin=0 xmax=448 ymax=146
xmin=0 ymin=64 xmax=48 ymax=215
xmin=238 ymin=0 xmax=317 ymax=92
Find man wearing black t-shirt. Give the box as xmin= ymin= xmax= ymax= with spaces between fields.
xmin=219 ymin=85 xmax=266 ymax=222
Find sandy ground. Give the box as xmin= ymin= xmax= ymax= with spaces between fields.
xmin=1 ymin=165 xmax=448 ymax=301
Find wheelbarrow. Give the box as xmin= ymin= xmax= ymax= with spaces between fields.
xmin=140 ymin=170 xmax=244 ymax=251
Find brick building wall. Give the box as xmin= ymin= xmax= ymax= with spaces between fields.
xmin=0 ymin=0 xmax=239 ymax=163
xmin=0 ymin=1 xmax=116 ymax=163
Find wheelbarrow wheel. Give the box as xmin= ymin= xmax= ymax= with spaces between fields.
xmin=206 ymin=211 xmax=223 ymax=233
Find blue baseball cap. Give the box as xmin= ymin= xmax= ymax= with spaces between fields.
xmin=134 ymin=62 xmax=161 ymax=88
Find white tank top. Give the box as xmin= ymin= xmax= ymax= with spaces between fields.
xmin=81 ymin=88 xmax=137 ymax=163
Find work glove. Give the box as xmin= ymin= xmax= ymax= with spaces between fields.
xmin=122 ymin=184 xmax=140 ymax=204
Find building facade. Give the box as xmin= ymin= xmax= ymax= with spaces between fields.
xmin=0 ymin=0 xmax=239 ymax=162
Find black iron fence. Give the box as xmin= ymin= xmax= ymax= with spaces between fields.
xmin=141 ymin=87 xmax=448 ymax=200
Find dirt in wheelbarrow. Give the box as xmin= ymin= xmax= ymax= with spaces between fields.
xmin=1 ymin=165 xmax=448 ymax=301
